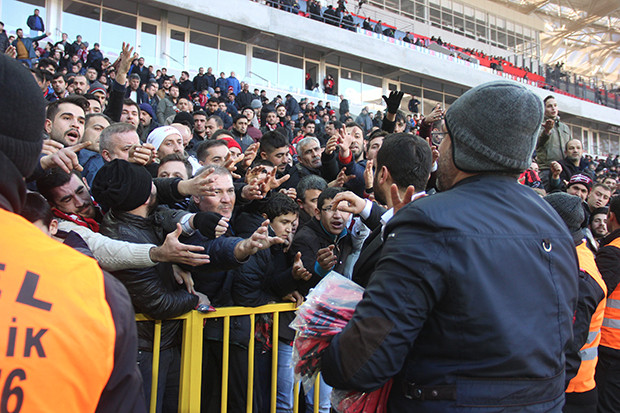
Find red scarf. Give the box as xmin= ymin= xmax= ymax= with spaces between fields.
xmin=52 ymin=207 xmax=100 ymax=233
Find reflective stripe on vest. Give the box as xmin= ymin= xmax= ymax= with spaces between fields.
xmin=566 ymin=242 xmax=607 ymax=393
xmin=600 ymin=238 xmax=620 ymax=350
xmin=0 ymin=209 xmax=116 ymax=412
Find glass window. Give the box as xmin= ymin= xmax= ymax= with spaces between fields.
xmin=138 ymin=3 xmax=160 ymax=20
xmin=189 ymin=31 xmax=218 ymax=70
xmin=326 ymin=65 xmax=339 ymax=94
xmin=168 ymin=12 xmax=188 ymax=28
xmin=385 ymin=0 xmax=399 ymax=11
xmin=279 ymin=54 xmax=303 ymax=89
xmin=62 ymin=1 xmax=101 ymax=45
xmin=220 ymin=25 xmax=243 ymax=41
xmin=1 ymin=0 xmax=45 ymax=32
xmin=362 ymin=62 xmax=383 ymax=76
xmin=341 ymin=56 xmax=361 ymax=71
xmin=399 ymin=73 xmax=421 ymax=85
xmin=168 ymin=28 xmax=186 ymax=71
xmin=304 ymin=48 xmax=321 ymax=61
xmin=219 ymin=39 xmax=246 ymax=76
xmin=102 ymin=0 xmax=136 ymax=14
xmin=340 ymin=70 xmax=362 ymax=103
xmin=430 ymin=7 xmax=441 ymax=26
xmin=423 ymin=78 xmax=442 ymax=92
xmin=476 ymin=23 xmax=486 ymax=40
xmin=361 ymin=74 xmax=382 ymax=103
xmin=442 ymin=10 xmax=453 ymax=29
xmin=415 ymin=1 xmax=425 ymax=21
xmin=101 ymin=10 xmax=136 ymax=53
xmin=465 ymin=19 xmax=475 ymax=36
xmin=497 ymin=31 xmax=507 ymax=47
xmin=326 ymin=54 xmax=339 ymax=65
xmin=190 ymin=17 xmax=217 ymax=34
xmin=139 ymin=22 xmax=158 ymax=68
xmin=251 ymin=47 xmax=277 ymax=86
xmin=454 ymin=16 xmax=464 ymax=33
xmin=401 ymin=0 xmax=415 ymax=17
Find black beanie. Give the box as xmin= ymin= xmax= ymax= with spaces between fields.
xmin=0 ymin=54 xmax=45 ymax=177
xmin=91 ymin=160 xmax=153 ymax=212
xmin=173 ymin=111 xmax=194 ymax=128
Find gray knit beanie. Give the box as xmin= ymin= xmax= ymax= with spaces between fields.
xmin=0 ymin=54 xmax=45 ymax=177
xmin=444 ymin=81 xmax=543 ymax=173
xmin=544 ymin=192 xmax=585 ymax=244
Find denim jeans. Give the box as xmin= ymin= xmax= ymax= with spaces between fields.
xmin=276 ymin=341 xmax=332 ymax=413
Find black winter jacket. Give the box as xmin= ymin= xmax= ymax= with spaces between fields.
xmin=322 ymin=175 xmax=579 ymax=412
xmin=101 ymin=208 xmax=198 ymax=350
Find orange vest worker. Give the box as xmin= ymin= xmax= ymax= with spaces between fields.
xmin=566 ymin=241 xmax=607 ymax=393
xmin=0 ymin=208 xmax=115 ymax=412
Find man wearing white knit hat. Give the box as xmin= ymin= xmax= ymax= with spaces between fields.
xmin=147 ymin=125 xmax=184 ymax=161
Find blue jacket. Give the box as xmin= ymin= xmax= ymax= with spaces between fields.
xmin=215 ymin=77 xmax=228 ymax=92
xmin=322 ymin=175 xmax=579 ymax=412
xmin=227 ymin=76 xmax=240 ymax=95
xmin=12 ymin=33 xmax=47 ymax=59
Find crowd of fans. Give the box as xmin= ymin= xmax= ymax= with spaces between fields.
xmin=260 ymin=0 xmax=618 ymax=107
xmin=2 ymin=6 xmax=620 ymax=413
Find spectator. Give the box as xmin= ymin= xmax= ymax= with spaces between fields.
xmin=374 ymin=20 xmax=383 ymax=34
xmin=229 ymin=114 xmax=254 ymax=152
xmin=227 ymin=71 xmax=240 ymax=95
xmin=12 ymin=28 xmax=50 ymax=67
xmin=27 ymin=8 xmax=45 ymax=36
xmin=157 ymin=83 xmax=180 ymax=124
xmin=585 ymin=207 xmax=608 ymax=252
xmin=536 ymin=96 xmax=573 ymax=187
xmin=125 ymin=73 xmax=147 ymax=104
xmin=322 ymin=81 xmax=578 ymax=412
xmin=0 ymin=21 xmax=10 ymax=54
xmin=177 ymin=70 xmax=194 ymax=99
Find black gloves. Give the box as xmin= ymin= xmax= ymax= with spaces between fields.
xmin=382 ymin=90 xmax=404 ymax=114
xmin=193 ymin=212 xmax=224 ymax=239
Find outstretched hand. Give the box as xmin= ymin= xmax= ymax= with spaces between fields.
xmin=40 ymin=141 xmax=91 ymax=173
xmin=150 ymin=224 xmax=211 ymax=266
xmin=382 ymin=90 xmax=404 ymax=114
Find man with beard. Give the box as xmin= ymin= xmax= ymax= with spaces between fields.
xmin=337 ymin=121 xmax=367 ymax=196
xmin=44 ymin=95 xmax=89 ymax=147
xmin=322 ymin=81 xmax=579 ymax=411
xmin=586 ymin=207 xmax=608 ymax=252
xmin=47 ymin=72 xmax=69 ymax=102
xmin=93 ymin=159 xmax=212 ymax=412
xmin=329 ymin=133 xmax=432 ymax=287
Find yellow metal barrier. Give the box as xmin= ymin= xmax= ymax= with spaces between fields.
xmin=136 ymin=303 xmax=324 ymax=413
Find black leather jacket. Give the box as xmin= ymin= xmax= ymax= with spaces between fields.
xmin=100 ymin=207 xmax=199 ymax=350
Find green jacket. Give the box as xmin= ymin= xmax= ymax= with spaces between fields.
xmin=536 ymin=117 xmax=572 ymax=169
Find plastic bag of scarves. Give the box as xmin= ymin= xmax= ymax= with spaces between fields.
xmin=289 ymin=271 xmax=393 ymax=412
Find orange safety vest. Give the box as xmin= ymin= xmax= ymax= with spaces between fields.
xmin=0 ymin=208 xmax=115 ymax=412
xmin=600 ymin=237 xmax=620 ymax=350
xmin=566 ymin=241 xmax=607 ymax=393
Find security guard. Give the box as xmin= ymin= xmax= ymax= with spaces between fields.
xmin=0 ymin=54 xmax=145 ymax=412
xmin=596 ymin=195 xmax=620 ymax=413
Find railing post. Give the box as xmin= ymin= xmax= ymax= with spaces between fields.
xmin=178 ymin=311 xmax=204 ymax=412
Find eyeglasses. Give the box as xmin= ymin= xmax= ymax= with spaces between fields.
xmin=431 ymin=131 xmax=449 ymax=146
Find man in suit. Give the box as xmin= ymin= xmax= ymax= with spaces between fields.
xmin=330 ymin=132 xmax=432 ymax=287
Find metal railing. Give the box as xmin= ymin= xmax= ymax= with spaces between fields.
xmin=136 ymin=303 xmax=322 ymax=413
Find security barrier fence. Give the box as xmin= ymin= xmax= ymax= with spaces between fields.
xmin=136 ymin=303 xmax=322 ymax=413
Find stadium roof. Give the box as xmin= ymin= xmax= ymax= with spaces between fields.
xmin=489 ymin=0 xmax=619 ymax=87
